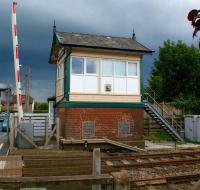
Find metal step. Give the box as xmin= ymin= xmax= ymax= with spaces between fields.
xmin=144 ymin=102 xmax=184 ymax=142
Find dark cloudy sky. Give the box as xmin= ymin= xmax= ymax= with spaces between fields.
xmin=0 ymin=0 xmax=199 ymax=101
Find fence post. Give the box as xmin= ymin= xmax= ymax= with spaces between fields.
xmin=45 ymin=116 xmax=49 ymax=145
xmin=162 ymin=102 xmax=164 ymax=116
xmin=9 ymin=115 xmax=15 ymax=151
xmin=171 ymin=114 xmax=174 ymax=127
xmin=56 ymin=117 xmax=60 ymax=150
xmin=92 ymin=148 xmax=101 ymax=190
xmin=111 ymin=171 xmax=130 ymax=190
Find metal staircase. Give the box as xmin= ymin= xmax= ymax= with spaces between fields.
xmin=143 ymin=92 xmax=184 ymax=142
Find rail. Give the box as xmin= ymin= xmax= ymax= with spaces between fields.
xmin=143 ymin=92 xmax=184 ymax=132
xmin=144 ymin=86 xmax=182 ymax=116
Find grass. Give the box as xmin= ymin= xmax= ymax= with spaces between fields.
xmin=144 ymin=131 xmax=173 ymax=142
xmin=183 ymin=139 xmax=200 ymax=144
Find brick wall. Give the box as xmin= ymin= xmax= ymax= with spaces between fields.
xmin=57 ymin=108 xmax=144 ymax=147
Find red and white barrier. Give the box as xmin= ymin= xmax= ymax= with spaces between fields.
xmin=12 ymin=2 xmax=23 ymax=122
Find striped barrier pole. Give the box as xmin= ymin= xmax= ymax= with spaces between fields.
xmin=12 ymin=2 xmax=23 ymax=122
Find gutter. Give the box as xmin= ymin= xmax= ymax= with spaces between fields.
xmin=59 ymin=43 xmax=154 ymax=54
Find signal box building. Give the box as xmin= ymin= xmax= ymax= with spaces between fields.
xmin=49 ymin=30 xmax=152 ymax=147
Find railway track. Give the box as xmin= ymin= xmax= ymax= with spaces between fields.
xmin=131 ymin=172 xmax=200 ymax=187
xmin=103 ymin=150 xmax=200 ymax=168
xmin=103 ymin=150 xmax=200 ymax=188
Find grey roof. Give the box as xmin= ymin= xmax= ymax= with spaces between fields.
xmin=55 ymin=32 xmax=152 ymax=53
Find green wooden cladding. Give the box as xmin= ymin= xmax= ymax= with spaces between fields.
xmin=140 ymin=61 xmax=144 ymax=101
xmin=57 ymin=101 xmax=144 ymax=109
xmin=65 ymin=55 xmax=71 ymax=101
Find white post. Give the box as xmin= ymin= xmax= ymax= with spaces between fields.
xmin=92 ymin=148 xmax=101 ymax=190
xmin=9 ymin=115 xmax=15 ymax=151
xmin=45 ymin=117 xmax=49 ymax=145
xmin=12 ymin=2 xmax=23 ymax=122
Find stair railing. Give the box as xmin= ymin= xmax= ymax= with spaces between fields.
xmin=143 ymin=92 xmax=184 ymax=132
xmin=144 ymin=87 xmax=184 ymax=130
xmin=144 ymin=87 xmax=173 ymax=114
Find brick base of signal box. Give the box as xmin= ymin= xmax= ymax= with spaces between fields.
xmin=56 ymin=107 xmax=144 ymax=148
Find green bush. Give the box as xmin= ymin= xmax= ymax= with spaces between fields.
xmin=173 ymin=95 xmax=200 ymax=114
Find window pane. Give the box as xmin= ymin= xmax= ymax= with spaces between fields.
xmin=102 ymin=60 xmax=113 ymax=76
xmin=114 ymin=61 xmax=126 ymax=76
xmin=86 ymin=59 xmax=97 ymax=74
xmin=72 ymin=57 xmax=84 ymax=74
xmin=128 ymin=62 xmax=137 ymax=76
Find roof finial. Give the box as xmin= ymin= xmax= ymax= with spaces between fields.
xmin=132 ymin=28 xmax=136 ymax=40
xmin=53 ymin=20 xmax=56 ymax=34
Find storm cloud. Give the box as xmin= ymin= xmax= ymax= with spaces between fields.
xmin=0 ymin=0 xmax=199 ymax=101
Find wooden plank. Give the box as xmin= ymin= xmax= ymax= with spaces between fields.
xmin=60 ymin=139 xmax=105 ymax=144
xmin=24 ymin=113 xmax=50 ymax=116
xmin=10 ymin=150 xmax=92 ymax=156
xmin=70 ymin=93 xmax=141 ymax=103
xmin=103 ymin=138 xmax=146 ymax=152
xmin=134 ymin=179 xmax=166 ymax=186
xmin=44 ymin=125 xmax=56 ymax=146
xmin=0 ymin=174 xmax=113 ymax=183
xmin=56 ymin=118 xmax=60 ymax=149
xmin=60 ymin=138 xmax=145 ymax=152
xmin=71 ymin=49 xmax=141 ymax=61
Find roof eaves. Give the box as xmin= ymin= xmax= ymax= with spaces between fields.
xmin=59 ymin=43 xmax=154 ymax=54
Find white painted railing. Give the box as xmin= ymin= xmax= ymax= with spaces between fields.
xmin=12 ymin=113 xmax=54 ymax=138
xmin=23 ymin=113 xmax=54 ymax=137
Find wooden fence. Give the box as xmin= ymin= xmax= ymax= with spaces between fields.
xmin=0 ymin=156 xmax=22 ymax=178
xmin=0 ymin=149 xmax=130 ymax=190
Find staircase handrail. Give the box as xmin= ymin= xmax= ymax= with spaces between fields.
xmin=143 ymin=93 xmax=183 ymax=131
xmin=146 ymin=102 xmax=184 ymax=142
xmin=144 ymin=86 xmax=178 ymax=117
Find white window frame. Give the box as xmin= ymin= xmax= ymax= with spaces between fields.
xmin=85 ymin=58 xmax=97 ymax=76
xmin=70 ymin=56 xmax=140 ymax=95
xmin=71 ymin=56 xmax=85 ymax=75
xmin=101 ymin=59 xmax=138 ymax=78
xmin=127 ymin=61 xmax=138 ymax=78
xmin=57 ymin=62 xmax=65 ymax=95
xmin=113 ymin=60 xmax=127 ymax=77
xmin=101 ymin=59 xmax=113 ymax=77
xmin=71 ymin=56 xmax=98 ymax=76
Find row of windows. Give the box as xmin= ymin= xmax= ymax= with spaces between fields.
xmin=82 ymin=121 xmax=132 ymax=138
xmin=71 ymin=57 xmax=138 ymax=77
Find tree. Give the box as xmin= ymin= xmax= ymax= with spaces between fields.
xmin=148 ymin=40 xmax=200 ymax=114
xmin=34 ymin=102 xmax=48 ymax=113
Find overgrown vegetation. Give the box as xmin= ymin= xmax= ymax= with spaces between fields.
xmin=148 ymin=40 xmax=200 ymax=114
xmin=34 ymin=102 xmax=48 ymax=113
xmin=144 ymin=131 xmax=173 ymax=142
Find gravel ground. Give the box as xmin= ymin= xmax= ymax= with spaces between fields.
xmin=138 ymin=182 xmax=195 ymax=190
xmin=130 ymin=164 xmax=200 ymax=181
xmin=145 ymin=140 xmax=200 ymax=150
